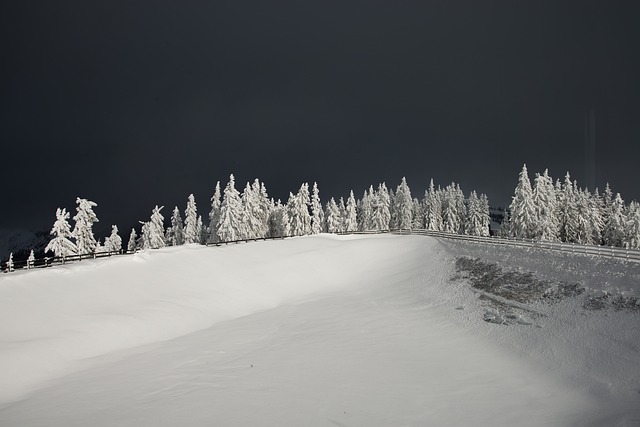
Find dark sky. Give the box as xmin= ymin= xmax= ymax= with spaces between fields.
xmin=1 ymin=1 xmax=639 ymax=235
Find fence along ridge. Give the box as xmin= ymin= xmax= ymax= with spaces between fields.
xmin=3 ymin=229 xmax=639 ymax=273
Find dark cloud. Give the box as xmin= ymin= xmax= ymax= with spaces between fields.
xmin=1 ymin=1 xmax=639 ymax=234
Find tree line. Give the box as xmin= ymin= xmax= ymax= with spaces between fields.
xmin=504 ymin=164 xmax=640 ymax=248
xmin=40 ymin=174 xmax=490 ymax=258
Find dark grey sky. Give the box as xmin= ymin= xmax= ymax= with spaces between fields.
xmin=1 ymin=1 xmax=639 ymax=235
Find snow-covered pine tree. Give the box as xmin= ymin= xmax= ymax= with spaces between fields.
xmin=392 ymin=177 xmax=413 ymax=230
xmin=325 ymin=198 xmax=342 ymax=234
xmin=574 ymin=188 xmax=594 ymax=245
xmin=6 ymin=253 xmax=14 ymax=272
xmin=255 ymin=180 xmax=271 ymax=238
xmin=197 ymin=215 xmax=207 ymax=244
xmin=532 ymin=170 xmax=559 ymax=241
xmin=139 ymin=221 xmax=151 ymax=249
xmin=94 ymin=239 xmax=104 ymax=254
xmin=208 ymin=181 xmax=222 ymax=243
xmin=344 ymin=191 xmax=358 ymax=232
xmin=45 ymin=208 xmax=78 ymax=257
xmin=424 ymin=179 xmax=443 ymax=231
xmin=371 ymin=183 xmax=391 ymax=231
xmin=310 ymin=182 xmax=324 ymax=234
xmin=624 ymin=202 xmax=640 ymax=249
xmin=27 ymin=249 xmax=35 ymax=269
xmin=411 ymin=198 xmax=424 ymax=229
xmin=508 ymin=164 xmax=537 ymax=239
xmin=267 ymin=199 xmax=289 ymax=237
xmin=454 ymin=184 xmax=467 ymax=234
xmin=183 ymin=194 xmax=199 ymax=244
xmin=167 ymin=207 xmax=184 ymax=246
xmin=603 ymin=193 xmax=626 ymax=247
xmin=72 ymin=198 xmax=99 ymax=254
xmin=104 ymin=225 xmax=122 ymax=253
xmin=479 ymin=194 xmax=490 ymax=237
xmin=127 ymin=228 xmax=138 ymax=253
xmin=217 ymin=174 xmax=243 ymax=242
xmin=589 ymin=188 xmax=605 ymax=245
xmin=558 ymin=173 xmax=579 ymax=243
xmin=441 ymin=184 xmax=459 ymax=233
xmin=287 ymin=184 xmax=312 ymax=236
xmin=241 ymin=181 xmax=262 ymax=239
xmin=148 ymin=206 xmax=166 ymax=249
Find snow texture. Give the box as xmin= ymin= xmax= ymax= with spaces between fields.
xmin=0 ymin=235 xmax=638 ymax=426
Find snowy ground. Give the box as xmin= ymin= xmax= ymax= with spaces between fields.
xmin=0 ymin=234 xmax=639 ymax=426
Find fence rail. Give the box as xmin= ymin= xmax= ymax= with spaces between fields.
xmin=3 ymin=228 xmax=639 ymax=274
xmin=382 ymin=229 xmax=640 ymax=263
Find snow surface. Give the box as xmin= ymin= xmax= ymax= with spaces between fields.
xmin=0 ymin=234 xmax=638 ymax=426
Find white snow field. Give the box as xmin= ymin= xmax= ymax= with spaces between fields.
xmin=0 ymin=234 xmax=639 ymax=426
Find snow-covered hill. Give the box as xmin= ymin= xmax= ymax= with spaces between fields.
xmin=0 ymin=234 xmax=638 ymax=426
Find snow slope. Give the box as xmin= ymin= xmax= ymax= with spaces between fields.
xmin=0 ymin=234 xmax=638 ymax=426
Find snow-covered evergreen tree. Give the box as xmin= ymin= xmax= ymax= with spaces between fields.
xmin=344 ymin=191 xmax=358 ymax=232
xmin=310 ymin=182 xmax=324 ymax=234
xmin=441 ymin=184 xmax=459 ymax=233
xmin=217 ymin=174 xmax=243 ymax=242
xmin=94 ymin=239 xmax=104 ymax=254
xmin=392 ymin=177 xmax=413 ymax=229
xmin=372 ymin=183 xmax=391 ymax=231
xmin=104 ymin=225 xmax=122 ymax=253
xmin=603 ymin=193 xmax=626 ymax=247
xmin=139 ymin=221 xmax=151 ymax=250
xmin=197 ymin=215 xmax=207 ymax=244
xmin=532 ymin=170 xmax=559 ymax=241
xmin=411 ymin=198 xmax=424 ymax=229
xmin=287 ymin=184 xmax=312 ymax=236
xmin=241 ymin=181 xmax=262 ymax=239
xmin=6 ymin=253 xmax=14 ymax=272
xmin=167 ymin=207 xmax=184 ymax=246
xmin=208 ymin=181 xmax=222 ymax=243
xmin=27 ymin=250 xmax=35 ymax=269
xmin=45 ymin=208 xmax=78 ymax=257
xmin=148 ymin=206 xmax=166 ymax=249
xmin=183 ymin=194 xmax=199 ymax=244
xmin=72 ymin=198 xmax=99 ymax=254
xmin=574 ymin=188 xmax=594 ymax=245
xmin=558 ymin=173 xmax=579 ymax=243
xmin=464 ymin=191 xmax=488 ymax=236
xmin=508 ymin=164 xmax=537 ymax=239
xmin=256 ymin=180 xmax=272 ymax=238
xmin=127 ymin=228 xmax=137 ymax=252
xmin=624 ymin=202 xmax=640 ymax=249
xmin=325 ymin=198 xmax=342 ymax=234
xmin=267 ymin=200 xmax=289 ymax=237
xmin=424 ymin=179 xmax=442 ymax=231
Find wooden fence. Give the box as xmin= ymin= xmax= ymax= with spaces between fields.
xmin=3 ymin=228 xmax=639 ymax=273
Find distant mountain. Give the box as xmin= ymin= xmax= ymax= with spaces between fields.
xmin=0 ymin=229 xmax=50 ymax=262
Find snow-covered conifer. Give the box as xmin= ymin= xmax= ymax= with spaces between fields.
xmin=344 ymin=191 xmax=358 ymax=232
xmin=441 ymin=184 xmax=459 ymax=233
xmin=72 ymin=198 xmax=99 ymax=254
xmin=6 ymin=253 xmax=14 ymax=272
xmin=168 ymin=207 xmax=184 ymax=246
xmin=574 ymin=188 xmax=594 ymax=245
xmin=532 ymin=170 xmax=559 ymax=241
xmin=139 ymin=222 xmax=151 ymax=250
xmin=412 ymin=198 xmax=424 ymax=229
xmin=45 ymin=208 xmax=77 ymax=257
xmin=310 ymin=182 xmax=324 ymax=234
xmin=392 ymin=177 xmax=413 ymax=229
xmin=104 ymin=225 xmax=122 ymax=253
xmin=267 ymin=200 xmax=289 ymax=237
xmin=197 ymin=215 xmax=207 ymax=244
xmin=558 ymin=173 xmax=579 ymax=243
xmin=148 ymin=206 xmax=166 ymax=249
xmin=624 ymin=202 xmax=640 ymax=249
xmin=603 ymin=193 xmax=626 ymax=247
xmin=217 ymin=174 xmax=243 ymax=242
xmin=127 ymin=228 xmax=137 ymax=252
xmin=325 ymin=198 xmax=342 ymax=234
xmin=287 ymin=184 xmax=312 ymax=236
xmin=241 ymin=181 xmax=262 ymax=239
xmin=424 ymin=179 xmax=443 ymax=231
xmin=508 ymin=164 xmax=537 ymax=239
xmin=208 ymin=181 xmax=222 ymax=243
xmin=183 ymin=194 xmax=199 ymax=244
xmin=371 ymin=183 xmax=391 ymax=231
